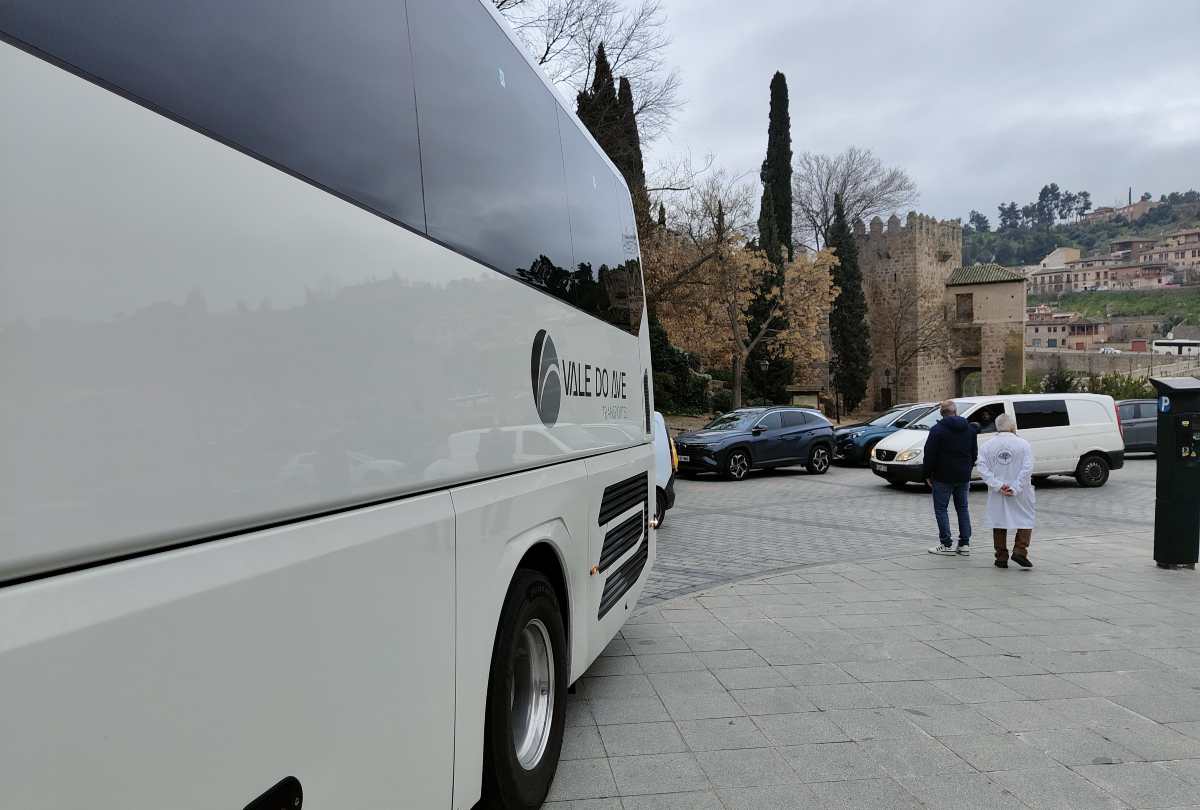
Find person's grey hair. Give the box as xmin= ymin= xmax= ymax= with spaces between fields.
xmin=939 ymin=399 xmax=957 ymax=417
xmin=995 ymin=413 xmax=1017 ymax=433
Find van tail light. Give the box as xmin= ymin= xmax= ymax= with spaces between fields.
xmin=1114 ymin=401 xmax=1124 ymax=440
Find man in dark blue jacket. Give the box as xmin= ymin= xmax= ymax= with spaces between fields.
xmin=923 ymin=400 xmax=979 ymax=555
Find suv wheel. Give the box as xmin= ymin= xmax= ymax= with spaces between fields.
xmin=1075 ymin=454 xmax=1110 ymax=488
xmin=806 ymin=445 xmax=831 ymax=475
xmin=723 ymin=449 xmax=751 ymax=481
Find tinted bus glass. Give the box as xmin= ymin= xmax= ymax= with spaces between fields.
xmin=558 ymin=109 xmax=639 ymax=331
xmin=613 ymin=175 xmax=646 ymax=335
xmin=1015 ymin=399 xmax=1070 ymax=430
xmin=407 ymin=0 xmax=573 ymax=288
xmin=0 ymin=0 xmax=425 ymax=228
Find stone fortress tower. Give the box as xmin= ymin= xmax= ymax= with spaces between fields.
xmin=854 ymin=211 xmax=1025 ymax=409
xmin=855 ymin=212 xmax=963 ymax=408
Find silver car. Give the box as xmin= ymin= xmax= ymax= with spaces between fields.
xmin=1118 ymin=399 xmax=1158 ymax=453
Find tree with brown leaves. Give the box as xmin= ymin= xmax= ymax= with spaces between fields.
xmin=651 ymin=172 xmax=837 ymax=408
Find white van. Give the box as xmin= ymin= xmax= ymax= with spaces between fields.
xmin=870 ymin=394 xmax=1125 ymax=488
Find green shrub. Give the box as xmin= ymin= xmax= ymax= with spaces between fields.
xmin=1085 ymin=372 xmax=1153 ymax=400
xmin=649 ymin=315 xmax=707 ymax=412
xmin=711 ymin=389 xmax=734 ymax=414
xmin=1042 ymin=366 xmax=1082 ymax=393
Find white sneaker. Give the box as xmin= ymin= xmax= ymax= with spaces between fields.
xmin=957 ymin=545 xmax=971 ymax=556
xmin=929 ymin=545 xmax=957 ymax=555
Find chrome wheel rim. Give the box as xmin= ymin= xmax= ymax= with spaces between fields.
xmin=510 ymin=618 xmax=555 ymax=771
xmin=812 ymin=447 xmax=830 ymax=473
xmin=729 ymin=453 xmax=749 ymax=479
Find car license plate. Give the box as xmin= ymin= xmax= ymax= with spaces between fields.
xmin=678 ymin=455 xmax=690 ymax=462
xmin=873 ymin=463 xmax=887 ymax=473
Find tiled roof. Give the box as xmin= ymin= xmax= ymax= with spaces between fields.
xmin=946 ymin=263 xmax=1026 ymax=286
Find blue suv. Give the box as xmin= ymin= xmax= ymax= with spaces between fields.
xmin=675 ymin=407 xmax=835 ymax=480
xmin=834 ymin=403 xmax=935 ymax=465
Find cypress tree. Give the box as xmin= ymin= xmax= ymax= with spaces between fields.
xmin=827 ymin=193 xmax=871 ymax=412
xmin=747 ymin=71 xmax=794 ymax=403
xmin=577 ymin=47 xmax=651 ymax=230
xmin=762 ymin=72 xmax=793 ymax=263
xmin=576 ymin=44 xmax=620 ymax=160
xmin=616 ymin=77 xmax=651 ymax=227
xmin=757 ymin=182 xmax=782 ymax=268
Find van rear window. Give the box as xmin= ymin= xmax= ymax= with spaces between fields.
xmin=1015 ymin=400 xmax=1070 ymax=430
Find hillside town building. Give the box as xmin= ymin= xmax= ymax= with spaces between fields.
xmin=1080 ymin=197 xmax=1159 ymax=224
xmin=1139 ymin=228 xmax=1200 ymax=273
xmin=1026 ymin=312 xmax=1109 ymax=351
xmin=1029 ymin=229 xmax=1200 ymax=296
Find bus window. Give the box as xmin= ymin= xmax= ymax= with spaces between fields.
xmin=0 ymin=0 xmax=425 ymax=228
xmin=407 ymin=0 xmax=574 ymax=288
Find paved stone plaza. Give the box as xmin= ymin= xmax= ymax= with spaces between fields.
xmin=643 ymin=458 xmax=1159 ymax=604
xmin=546 ymin=458 xmax=1200 ymax=808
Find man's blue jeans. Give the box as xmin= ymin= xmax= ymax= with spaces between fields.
xmin=932 ymin=480 xmax=971 ymax=547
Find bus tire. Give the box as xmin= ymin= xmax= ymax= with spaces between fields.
xmin=482 ymin=568 xmax=568 ymax=809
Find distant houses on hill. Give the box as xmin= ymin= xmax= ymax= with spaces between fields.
xmin=1026 ymin=227 xmax=1200 ymax=294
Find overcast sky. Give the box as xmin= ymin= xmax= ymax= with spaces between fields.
xmin=645 ymin=0 xmax=1200 ymax=223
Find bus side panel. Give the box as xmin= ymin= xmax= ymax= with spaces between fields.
xmin=0 ymin=42 xmax=646 ymax=582
xmin=0 ymin=494 xmax=455 ymax=809
xmin=584 ymin=444 xmax=657 ymax=662
xmin=449 ymin=460 xmax=591 ymax=809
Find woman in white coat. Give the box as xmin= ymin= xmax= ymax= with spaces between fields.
xmin=976 ymin=413 xmax=1036 ymax=569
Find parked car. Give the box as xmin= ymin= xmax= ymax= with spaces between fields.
xmin=1099 ymin=347 xmax=1122 ymax=355
xmin=652 ymin=412 xmax=677 ymax=526
xmin=675 ymin=407 xmax=835 ymax=480
xmin=1118 ymin=399 xmax=1158 ymax=453
xmin=834 ymin=402 xmax=936 ymax=464
xmin=870 ymin=394 xmax=1126 ymax=488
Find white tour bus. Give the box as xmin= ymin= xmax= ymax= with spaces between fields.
xmin=0 ymin=2 xmax=655 ymax=808
xmin=1153 ymin=339 xmax=1200 ymax=357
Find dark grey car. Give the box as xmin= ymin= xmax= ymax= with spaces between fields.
xmin=675 ymin=407 xmax=836 ymax=480
xmin=1118 ymin=399 xmax=1158 ymax=453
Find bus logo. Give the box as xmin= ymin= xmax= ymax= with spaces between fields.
xmin=531 ymin=330 xmax=562 ymax=427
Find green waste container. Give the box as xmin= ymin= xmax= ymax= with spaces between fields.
xmin=1149 ymin=377 xmax=1200 ymax=568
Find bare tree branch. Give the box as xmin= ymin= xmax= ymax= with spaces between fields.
xmin=867 ymin=281 xmax=950 ymax=397
xmin=646 ymin=152 xmax=713 ymax=194
xmin=493 ymin=0 xmax=682 ymax=141
xmin=792 ymin=147 xmax=919 ymax=251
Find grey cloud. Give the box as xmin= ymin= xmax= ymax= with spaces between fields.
xmin=647 ymin=0 xmax=1199 ymax=220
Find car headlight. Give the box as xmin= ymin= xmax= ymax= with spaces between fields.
xmin=847 ymin=431 xmax=864 ymax=440
xmin=895 ymin=449 xmax=923 ymax=463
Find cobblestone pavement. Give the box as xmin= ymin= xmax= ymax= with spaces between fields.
xmin=643 ymin=458 xmax=1158 ymax=603
xmin=546 ymin=457 xmax=1200 ymax=808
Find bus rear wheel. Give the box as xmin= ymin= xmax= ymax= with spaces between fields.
xmin=482 ymin=569 xmax=568 ymax=809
